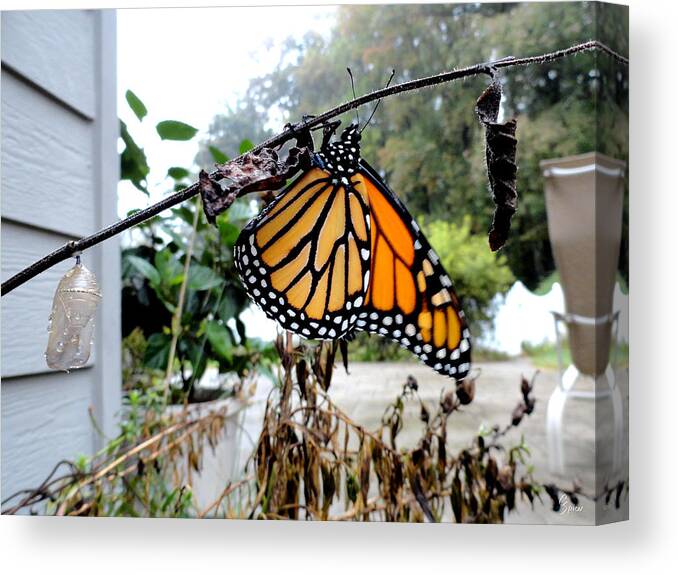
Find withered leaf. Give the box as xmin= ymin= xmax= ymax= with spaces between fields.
xmin=339 ymin=339 xmax=350 ymax=374
xmin=441 ymin=390 xmax=456 ymax=414
xmin=544 ymin=483 xmax=561 ymax=512
xmin=411 ymin=475 xmax=435 ymax=522
xmin=451 ymin=474 xmax=464 ymax=523
xmin=456 ymin=378 xmax=476 ymax=405
xmin=295 ymin=359 xmax=308 ymax=400
xmin=405 ymin=375 xmax=418 ymax=392
xmin=485 ymin=456 xmax=498 ymax=492
xmin=420 ymin=403 xmax=430 ymax=424
xmin=511 ymin=403 xmax=526 ymax=426
xmin=615 ymin=481 xmax=625 ymax=509
xmin=200 ymin=146 xmax=311 ymax=223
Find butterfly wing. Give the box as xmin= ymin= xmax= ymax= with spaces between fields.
xmin=234 ymin=166 xmax=372 ymax=340
xmin=352 ymin=160 xmax=472 ymax=380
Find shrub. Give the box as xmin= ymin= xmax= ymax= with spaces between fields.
xmin=423 ymin=215 xmax=515 ymax=333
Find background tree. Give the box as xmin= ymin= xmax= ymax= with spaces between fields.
xmin=197 ymin=1 xmax=628 ymax=296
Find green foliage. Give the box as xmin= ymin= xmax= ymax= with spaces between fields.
xmin=126 ymin=254 xmax=161 ymax=286
xmin=239 ymin=139 xmax=254 ymax=154
xmin=521 ymin=340 xmax=571 ymax=371
xmin=156 ymin=120 xmax=199 ymax=141
xmin=534 ymin=271 xmax=560 ymax=296
xmin=167 ymin=166 xmax=190 ymax=181
xmin=121 ymin=194 xmax=275 ymax=401
xmin=119 ymin=90 xmax=152 ymax=194
xmin=119 ymin=120 xmax=150 ymax=194
xmin=208 ymin=145 xmax=229 ymax=164
xmin=423 ymin=216 xmax=515 ymax=330
xmin=119 ymin=90 xmax=276 ymax=403
xmin=125 ymin=89 xmax=147 ymax=121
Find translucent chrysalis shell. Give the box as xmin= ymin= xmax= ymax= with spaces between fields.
xmin=45 ymin=261 xmax=101 ymax=371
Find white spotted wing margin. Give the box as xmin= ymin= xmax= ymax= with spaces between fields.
xmin=353 ymin=159 xmax=472 ymax=381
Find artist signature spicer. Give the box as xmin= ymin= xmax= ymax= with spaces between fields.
xmin=559 ymin=494 xmax=583 ymax=514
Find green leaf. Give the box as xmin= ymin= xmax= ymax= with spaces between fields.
xmin=156 ymin=120 xmax=198 ymax=141
xmin=154 ymin=250 xmax=183 ymax=285
xmin=172 ymin=206 xmax=197 ymax=226
xmin=239 ymin=139 xmax=254 ymax=154
xmin=126 ymin=255 xmax=161 ymax=286
xmin=157 ymin=222 xmax=187 ymax=251
xmin=167 ymin=166 xmax=190 ymax=180
xmin=209 ymin=146 xmax=229 ymax=164
xmin=125 ymin=90 xmax=148 ymax=121
xmin=119 ymin=120 xmax=149 ymax=195
xmin=144 ymin=332 xmax=171 ymax=370
xmin=187 ymin=264 xmax=223 ymax=291
xmin=218 ymin=296 xmax=238 ymax=322
xmin=217 ymin=215 xmax=240 ymax=248
xmin=206 ymin=321 xmax=233 ymax=361
xmin=185 ymin=340 xmax=208 ymax=383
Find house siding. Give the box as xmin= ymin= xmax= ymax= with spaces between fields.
xmin=1 ymin=10 xmax=120 ymax=503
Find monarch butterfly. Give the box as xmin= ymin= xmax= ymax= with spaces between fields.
xmin=234 ymin=121 xmax=471 ymax=380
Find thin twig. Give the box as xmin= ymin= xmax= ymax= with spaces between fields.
xmin=196 ymin=475 xmax=254 ymax=518
xmin=0 ymin=40 xmax=627 ymax=296
xmin=164 ymin=196 xmax=201 ymax=396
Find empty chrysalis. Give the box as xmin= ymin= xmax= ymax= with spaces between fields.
xmin=45 ymin=256 xmax=101 ymax=371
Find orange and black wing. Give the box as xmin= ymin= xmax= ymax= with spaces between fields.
xmin=352 ymin=160 xmax=472 ymax=380
xmin=234 ymin=167 xmax=372 ymax=340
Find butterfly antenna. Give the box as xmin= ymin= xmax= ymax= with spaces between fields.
xmin=346 ymin=67 xmax=360 ymax=126
xmin=360 ymin=68 xmax=396 ymax=134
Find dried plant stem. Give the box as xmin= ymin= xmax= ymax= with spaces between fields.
xmin=1 ymin=40 xmax=627 ymax=296
xmin=53 ymin=407 xmax=227 ymax=515
xmin=281 ymin=332 xmax=294 ymax=419
xmin=288 ymin=403 xmax=400 ymax=457
xmin=164 ymin=196 xmax=201 ymax=396
xmin=196 ymin=476 xmax=254 ymax=518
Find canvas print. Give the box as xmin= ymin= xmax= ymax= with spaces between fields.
xmin=1 ymin=2 xmax=628 ymax=524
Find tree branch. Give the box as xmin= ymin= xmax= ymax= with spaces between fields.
xmin=1 ymin=40 xmax=627 ymax=296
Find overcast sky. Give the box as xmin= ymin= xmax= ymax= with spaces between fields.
xmin=116 ymin=5 xmax=336 ymax=217
xmin=116 ymin=6 xmax=336 ymax=340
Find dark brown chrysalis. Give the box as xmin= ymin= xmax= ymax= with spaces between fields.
xmin=475 ymin=81 xmax=518 ymax=252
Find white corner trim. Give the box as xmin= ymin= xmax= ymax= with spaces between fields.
xmin=543 ymin=163 xmax=625 ymax=179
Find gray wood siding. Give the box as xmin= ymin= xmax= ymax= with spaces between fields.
xmin=1 ymin=10 xmax=96 ymax=118
xmin=1 ymin=10 xmax=120 ymax=502
xmin=1 ymin=69 xmax=96 ymax=237
xmin=1 ymin=371 xmax=94 ymax=494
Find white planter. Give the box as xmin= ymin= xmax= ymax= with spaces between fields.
xmin=165 ymin=396 xmax=250 ymax=513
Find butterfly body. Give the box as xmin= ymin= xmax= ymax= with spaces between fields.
xmin=234 ymin=123 xmax=472 ymax=380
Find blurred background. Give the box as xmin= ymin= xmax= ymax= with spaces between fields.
xmin=117 ymin=1 xmax=628 ymax=367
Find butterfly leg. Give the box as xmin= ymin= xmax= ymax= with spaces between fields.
xmin=482 ymin=55 xmax=515 ymax=78
xmin=320 ymin=120 xmax=341 ymax=148
xmin=284 ymin=119 xmax=316 ymax=151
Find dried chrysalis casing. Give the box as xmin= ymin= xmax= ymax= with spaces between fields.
xmin=475 ymin=80 xmax=518 ymax=251
xmin=45 ymin=261 xmax=101 ymax=371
